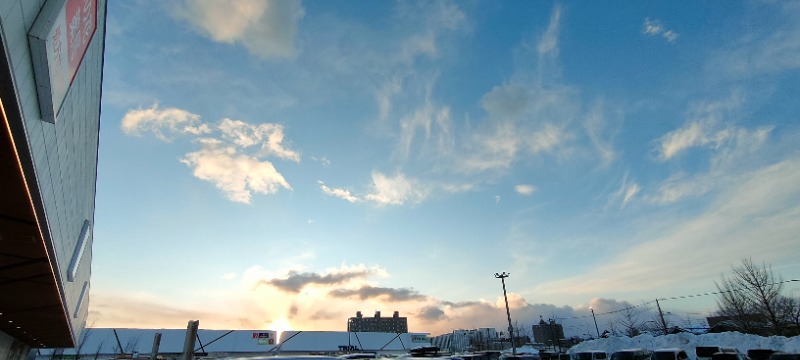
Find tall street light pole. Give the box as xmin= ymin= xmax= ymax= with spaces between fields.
xmin=590 ymin=307 xmax=600 ymax=338
xmin=495 ymin=272 xmax=516 ymax=356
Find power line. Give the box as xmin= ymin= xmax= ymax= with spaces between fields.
xmin=557 ymin=279 xmax=800 ymax=322
xmin=657 ymin=279 xmax=800 ymax=301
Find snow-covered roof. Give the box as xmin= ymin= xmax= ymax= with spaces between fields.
xmin=37 ymin=329 xmax=431 ymax=356
xmin=43 ymin=328 xmax=279 ymax=355
xmin=276 ymin=331 xmax=431 ymax=352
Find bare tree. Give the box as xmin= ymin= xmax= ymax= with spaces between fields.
xmin=124 ymin=336 xmax=142 ymax=356
xmin=606 ymin=320 xmax=620 ymax=337
xmin=512 ymin=320 xmax=530 ymax=346
xmin=75 ymin=321 xmax=97 ymax=360
xmin=778 ymin=296 xmax=800 ymax=336
xmin=614 ymin=306 xmax=642 ymax=337
xmin=93 ymin=341 xmax=105 ymax=360
xmin=715 ymin=258 xmax=786 ymax=335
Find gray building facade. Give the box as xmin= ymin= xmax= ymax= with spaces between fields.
xmin=0 ymin=0 xmax=106 ymax=357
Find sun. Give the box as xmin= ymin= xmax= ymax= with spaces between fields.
xmin=268 ymin=318 xmax=293 ymax=343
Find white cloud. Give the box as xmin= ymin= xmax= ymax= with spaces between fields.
xmin=173 ymin=0 xmax=305 ymax=59
xmin=658 ymin=121 xmax=712 ymax=160
xmin=218 ymin=118 xmax=301 ymax=162
xmin=495 ymin=195 xmax=501 ymax=205
xmin=515 ymin=184 xmax=536 ymax=196
xmin=121 ymin=103 xmax=210 ymax=141
xmin=316 ymin=173 xmax=431 ymax=206
xmin=181 ymin=140 xmax=292 ymax=204
xmin=642 ymin=18 xmax=679 ymax=43
xmin=365 ymin=172 xmax=427 ymax=206
xmin=122 ymin=102 xmax=300 ymax=203
xmin=318 ymin=181 xmax=361 ymax=203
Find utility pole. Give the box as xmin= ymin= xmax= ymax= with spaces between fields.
xmin=656 ymin=299 xmax=668 ymax=336
xmin=495 ymin=272 xmax=516 ymax=356
xmin=590 ymin=307 xmax=600 ymax=338
xmin=150 ymin=332 xmax=162 ymax=360
xmin=182 ymin=320 xmax=200 ymax=360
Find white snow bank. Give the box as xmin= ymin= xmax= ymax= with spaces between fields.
xmin=568 ymin=332 xmax=800 ymax=357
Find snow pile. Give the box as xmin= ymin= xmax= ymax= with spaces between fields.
xmin=568 ymin=332 xmax=800 ymax=357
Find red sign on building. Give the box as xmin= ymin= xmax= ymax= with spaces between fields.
xmin=29 ymin=0 xmax=98 ymax=123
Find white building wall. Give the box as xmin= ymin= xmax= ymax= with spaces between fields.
xmin=0 ymin=0 xmax=106 ymax=341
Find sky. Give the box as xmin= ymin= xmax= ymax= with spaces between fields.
xmin=90 ymin=0 xmax=800 ymax=338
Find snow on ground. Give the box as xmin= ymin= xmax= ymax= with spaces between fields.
xmin=568 ymin=332 xmax=800 ymax=357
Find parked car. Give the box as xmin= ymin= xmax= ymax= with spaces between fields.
xmin=768 ymin=354 xmax=800 ymax=360
xmin=611 ymin=349 xmax=653 ymax=360
xmin=712 ymin=350 xmax=748 ymax=360
xmin=697 ymin=347 xmax=740 ymax=360
xmin=574 ymin=351 xmax=608 ymax=360
xmin=652 ymin=349 xmax=690 ymax=360
xmin=748 ymin=349 xmax=777 ymax=360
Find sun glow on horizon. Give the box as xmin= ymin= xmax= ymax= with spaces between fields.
xmin=269 ymin=318 xmax=292 ymax=343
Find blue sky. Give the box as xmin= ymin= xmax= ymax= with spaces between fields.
xmin=90 ymin=0 xmax=800 ymax=337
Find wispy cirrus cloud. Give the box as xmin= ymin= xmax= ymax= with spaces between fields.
xmin=121 ymin=102 xmax=299 ymax=204
xmin=609 ymin=174 xmax=640 ymax=209
xmin=649 ymin=92 xmax=773 ymax=205
xmin=172 ymin=0 xmax=305 ymax=59
xmin=538 ymin=156 xmax=800 ymax=297
xmin=642 ymin=17 xmax=679 ymax=43
xmin=457 ymin=5 xmax=577 ymax=174
xmin=538 ymin=5 xmax=561 ymax=56
xmin=365 ymin=172 xmax=428 ymax=206
xmin=706 ymin=1 xmax=800 ymax=78
xmin=657 ymin=93 xmax=745 ymax=161
xmin=584 ymin=100 xmax=620 ymax=168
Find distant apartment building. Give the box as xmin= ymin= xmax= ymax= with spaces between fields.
xmin=0 ymin=0 xmax=106 ymax=358
xmin=430 ymin=328 xmax=500 ymax=353
xmin=347 ymin=311 xmax=408 ymax=333
xmin=532 ymin=318 xmax=565 ymax=348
